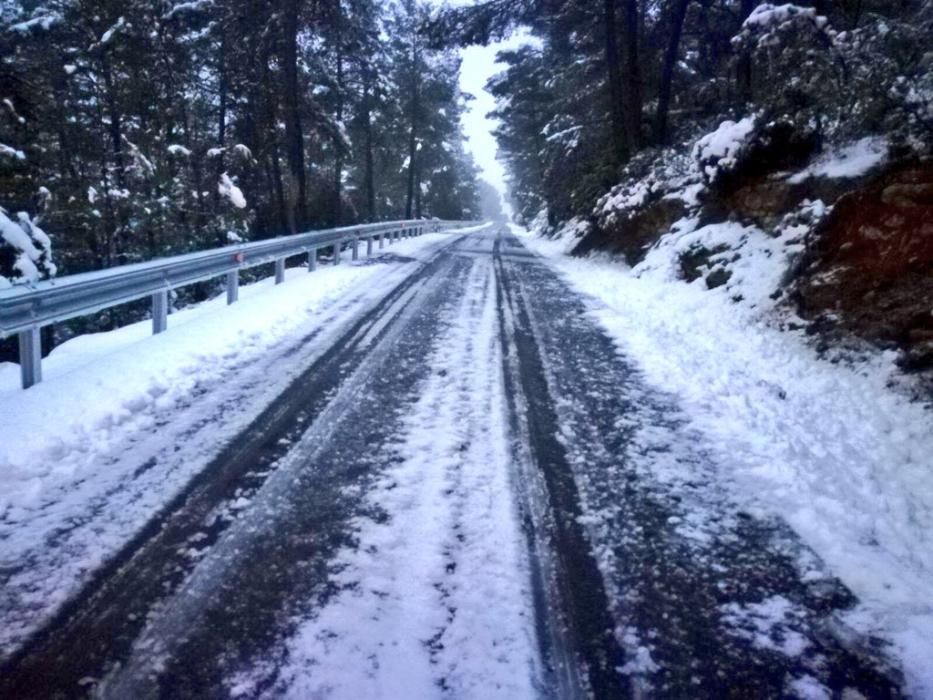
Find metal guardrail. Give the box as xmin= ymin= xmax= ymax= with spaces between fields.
xmin=1 ymin=219 xmax=479 ymax=389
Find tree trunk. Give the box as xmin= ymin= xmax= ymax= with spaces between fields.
xmin=100 ymin=55 xmax=126 ymax=266
xmin=332 ymin=0 xmax=344 ymax=226
xmin=621 ymin=0 xmax=642 ymax=151
xmin=604 ymin=0 xmax=628 ymax=165
xmin=363 ymin=67 xmax=377 ymax=222
xmin=404 ymin=46 xmax=420 ymax=220
xmin=282 ymin=0 xmax=307 ymax=234
xmin=654 ymin=0 xmax=690 ymax=144
xmin=414 ymin=153 xmax=423 ymax=219
xmin=213 ymin=27 xmax=229 ymax=244
xmin=737 ymin=0 xmax=755 ymax=107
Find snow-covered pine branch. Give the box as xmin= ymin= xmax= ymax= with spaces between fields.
xmin=0 ymin=208 xmax=56 ymax=288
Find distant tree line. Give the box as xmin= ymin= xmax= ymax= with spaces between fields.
xmin=0 ymin=0 xmax=481 ymax=284
xmin=432 ymin=0 xmax=932 ymax=226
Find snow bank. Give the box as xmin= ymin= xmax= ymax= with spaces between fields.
xmin=517 ymin=222 xmax=933 ymax=696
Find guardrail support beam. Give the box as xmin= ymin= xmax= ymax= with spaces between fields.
xmin=379 ymin=234 xmax=384 ymax=249
xmin=366 ymin=237 xmax=373 ymax=257
xmin=308 ymin=248 xmax=317 ymax=271
xmin=275 ymin=258 xmax=286 ymax=284
xmin=18 ymin=326 xmax=41 ymax=389
xmin=333 ymin=243 xmax=341 ymax=264
xmin=152 ymin=290 xmax=169 ymax=334
xmin=352 ymin=240 xmax=359 ymax=261
xmin=226 ymin=270 xmax=239 ymax=304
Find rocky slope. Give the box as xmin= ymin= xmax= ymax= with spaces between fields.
xmin=561 ymin=119 xmax=932 ymax=384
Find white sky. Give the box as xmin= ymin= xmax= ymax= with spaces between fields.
xmin=457 ymin=39 xmax=521 ymax=200
xmin=428 ymin=1 xmax=531 ymax=203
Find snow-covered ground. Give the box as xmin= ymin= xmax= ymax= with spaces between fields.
xmin=516 ymin=222 xmax=933 ymax=696
xmin=0 ymin=230 xmax=481 ymax=657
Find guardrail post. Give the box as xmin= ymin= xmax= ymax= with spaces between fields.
xmin=352 ymin=239 xmax=359 ymax=261
xmin=275 ymin=258 xmax=286 ymax=284
xmin=226 ymin=270 xmax=239 ymax=304
xmin=366 ymin=237 xmax=373 ymax=257
xmin=379 ymin=234 xmax=384 ymax=249
xmin=152 ymin=290 xmax=169 ymax=334
xmin=308 ymin=248 xmax=317 ymax=271
xmin=333 ymin=242 xmax=341 ymax=264
xmin=18 ymin=326 xmax=42 ymax=389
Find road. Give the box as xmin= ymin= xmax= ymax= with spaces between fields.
xmin=0 ymin=229 xmax=901 ymax=698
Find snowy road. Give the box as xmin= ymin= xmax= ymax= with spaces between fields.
xmin=0 ymin=229 xmax=902 ymax=698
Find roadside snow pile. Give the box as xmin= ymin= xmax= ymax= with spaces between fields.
xmin=518 ymin=218 xmax=933 ymax=696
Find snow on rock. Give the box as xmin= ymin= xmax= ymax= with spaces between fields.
xmin=787 ymin=136 xmax=889 ymax=184
xmin=693 ymin=116 xmax=757 ymax=183
xmin=597 ymin=148 xmax=701 ymax=225
xmin=517 ymin=222 xmax=933 ymax=696
xmin=218 ymin=172 xmax=246 ymax=209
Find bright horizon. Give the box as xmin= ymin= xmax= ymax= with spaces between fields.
xmin=429 ymin=1 xmax=533 ymax=214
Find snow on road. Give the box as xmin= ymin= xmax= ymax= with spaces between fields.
xmin=516 ymin=223 xmax=933 ymax=696
xmin=231 ymin=249 xmax=540 ymax=698
xmin=0 ymin=230 xmax=480 ymax=658
xmin=0 ymin=223 xmax=922 ymax=696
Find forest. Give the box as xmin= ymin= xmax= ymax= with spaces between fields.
xmin=1 ymin=0 xmax=931 ymax=353
xmin=432 ymin=0 xmax=931 ymax=228
xmin=0 ymin=0 xmax=481 ymax=286
xmin=1 ymin=2 xmax=932 ymax=695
